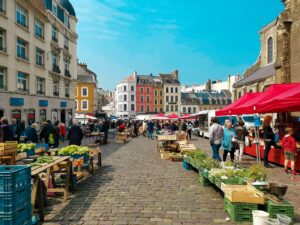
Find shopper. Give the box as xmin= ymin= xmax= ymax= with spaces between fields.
xmin=59 ymin=122 xmax=67 ymax=143
xmin=147 ymin=120 xmax=154 ymax=140
xmin=0 ymin=118 xmax=12 ymax=142
xmin=263 ymin=115 xmax=278 ymax=168
xmin=234 ymin=120 xmax=248 ymax=161
xmin=222 ymin=120 xmax=236 ymax=162
xmin=68 ymin=120 xmax=83 ymax=146
xmin=26 ymin=123 xmax=39 ymax=143
xmin=282 ymin=127 xmax=299 ymax=175
xmin=118 ymin=122 xmax=126 ymax=132
xmin=187 ymin=122 xmax=193 ymax=140
xmin=10 ymin=119 xmax=19 ymax=141
xmin=208 ymin=117 xmax=223 ymax=161
xmin=51 ymin=121 xmax=60 ymax=148
xmin=40 ymin=120 xmax=52 ymax=144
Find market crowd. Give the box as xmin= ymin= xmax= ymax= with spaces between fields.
xmin=208 ymin=116 xmax=299 ymax=175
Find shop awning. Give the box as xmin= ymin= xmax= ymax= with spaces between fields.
xmin=257 ymin=83 xmax=300 ymax=113
xmin=216 ymin=93 xmax=260 ymax=116
xmin=168 ymin=113 xmax=180 ymax=119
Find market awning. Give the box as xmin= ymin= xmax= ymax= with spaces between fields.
xmin=216 ymin=93 xmax=260 ymax=116
xmin=168 ymin=113 xmax=180 ymax=119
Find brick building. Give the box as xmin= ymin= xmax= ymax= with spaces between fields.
xmin=136 ymin=74 xmax=154 ymax=114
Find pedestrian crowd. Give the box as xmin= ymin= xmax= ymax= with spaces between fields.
xmin=208 ymin=115 xmax=299 ymax=175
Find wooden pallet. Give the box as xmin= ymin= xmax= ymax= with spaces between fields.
xmin=0 ymin=142 xmax=18 ymax=156
xmin=221 ymin=183 xmax=265 ymax=204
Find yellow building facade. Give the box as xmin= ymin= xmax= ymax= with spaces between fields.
xmin=153 ymin=77 xmax=164 ymax=113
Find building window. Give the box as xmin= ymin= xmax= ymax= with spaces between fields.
xmin=267 ymin=37 xmax=273 ymax=64
xmin=154 ymin=90 xmax=157 ymax=96
xmin=82 ymin=87 xmax=88 ymax=96
xmin=188 ymin=107 xmax=191 ymax=113
xmin=160 ymin=91 xmax=163 ymax=96
xmin=53 ymin=80 xmax=59 ymax=96
xmin=16 ymin=5 xmax=27 ymax=28
xmin=160 ymin=99 xmax=163 ymax=105
xmin=175 ymin=96 xmax=178 ymax=102
xmin=82 ymin=100 xmax=88 ymax=110
xmin=35 ymin=19 xmax=44 ymax=39
xmin=52 ymin=2 xmax=57 ymax=15
xmin=175 ymin=105 xmax=178 ymax=112
xmin=124 ymin=104 xmax=127 ymax=111
xmin=160 ymin=108 xmax=163 ymax=112
xmin=16 ymin=38 xmax=28 ymax=60
xmin=175 ymin=87 xmax=178 ymax=93
xmin=131 ymin=104 xmax=134 ymax=111
xmin=0 ymin=67 xmax=6 ymax=89
xmin=51 ymin=53 xmax=58 ymax=66
xmin=75 ymin=100 xmax=78 ymax=110
xmin=0 ymin=28 xmax=6 ymax=52
xmin=193 ymin=107 xmax=196 ymax=113
xmin=140 ymin=105 xmax=144 ymax=112
xmin=36 ymin=77 xmax=45 ymax=95
xmin=146 ymin=105 xmax=150 ymax=112
xmin=131 ymin=86 xmax=134 ymax=91
xmin=166 ymin=87 xmax=169 ymax=93
xmin=155 ymin=108 xmax=157 ymax=112
xmin=171 ymin=96 xmax=174 ymax=102
xmin=123 ymin=86 xmax=127 ymax=91
xmin=131 ymin=95 xmax=134 ymax=101
xmin=171 ymin=87 xmax=173 ymax=93
xmin=141 ymin=88 xmax=144 ymax=93
xmin=124 ymin=94 xmax=127 ymax=101
xmin=146 ymin=96 xmax=150 ymax=103
xmin=36 ymin=47 xmax=44 ymax=67
xmin=183 ymin=107 xmax=186 ymax=113
xmin=141 ymin=96 xmax=144 ymax=103
xmin=52 ymin=26 xmax=58 ymax=42
xmin=171 ymin=105 xmax=174 ymax=112
xmin=166 ymin=96 xmax=169 ymax=102
xmin=17 ymin=72 xmax=28 ymax=93
xmin=146 ymin=88 xmax=149 ymax=94
xmin=155 ymin=99 xmax=158 ymax=105
xmin=0 ymin=0 xmax=5 ymax=13
xmin=64 ymin=12 xmax=69 ymax=27
xmin=64 ymin=36 xmax=69 ymax=49
xmin=166 ymin=105 xmax=169 ymax=112
xmin=65 ymin=84 xmax=70 ymax=98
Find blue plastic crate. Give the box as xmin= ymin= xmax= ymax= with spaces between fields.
xmin=182 ymin=161 xmax=192 ymax=170
xmin=0 ymin=204 xmax=31 ymax=225
xmin=72 ymin=154 xmax=89 ymax=164
xmin=0 ymin=185 xmax=31 ymax=214
xmin=0 ymin=166 xmax=31 ymax=193
xmin=26 ymin=149 xmax=35 ymax=157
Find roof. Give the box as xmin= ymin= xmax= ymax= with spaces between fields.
xmin=137 ymin=75 xmax=154 ymax=85
xmin=159 ymin=74 xmax=180 ymax=85
xmin=77 ymin=64 xmax=97 ymax=83
xmin=121 ymin=72 xmax=136 ymax=83
xmin=181 ymin=91 xmax=232 ymax=105
xmin=44 ymin=0 xmax=76 ymax=17
xmin=233 ymin=63 xmax=275 ymax=88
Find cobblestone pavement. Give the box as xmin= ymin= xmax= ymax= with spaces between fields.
xmin=44 ymin=136 xmax=234 ymax=225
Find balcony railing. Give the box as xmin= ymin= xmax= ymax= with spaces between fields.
xmin=0 ymin=46 xmax=6 ymax=53
xmin=36 ymin=62 xmax=45 ymax=68
xmin=53 ymin=91 xmax=59 ymax=96
xmin=65 ymin=93 xmax=70 ymax=98
xmin=37 ymin=90 xmax=45 ymax=95
xmin=0 ymin=8 xmax=6 ymax=15
xmin=64 ymin=69 xmax=71 ymax=78
xmin=52 ymin=64 xmax=61 ymax=74
xmin=18 ymin=88 xmax=29 ymax=93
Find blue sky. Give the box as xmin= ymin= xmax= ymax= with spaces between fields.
xmin=70 ymin=0 xmax=284 ymax=90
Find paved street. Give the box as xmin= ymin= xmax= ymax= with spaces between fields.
xmin=44 ymin=136 xmax=233 ymax=225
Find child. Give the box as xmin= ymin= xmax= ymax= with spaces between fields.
xmin=282 ymin=127 xmax=299 ymax=175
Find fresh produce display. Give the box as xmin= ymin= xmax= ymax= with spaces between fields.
xmin=201 ymin=158 xmax=222 ymax=171
xmin=18 ymin=143 xmax=36 ymax=152
xmin=58 ymin=145 xmax=89 ymax=156
xmin=246 ymin=164 xmax=267 ymax=182
xmin=30 ymin=156 xmax=54 ymax=166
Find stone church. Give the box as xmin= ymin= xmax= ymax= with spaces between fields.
xmin=233 ymin=0 xmax=300 ymax=100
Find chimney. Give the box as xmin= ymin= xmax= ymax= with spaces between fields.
xmin=172 ymin=70 xmax=179 ymax=80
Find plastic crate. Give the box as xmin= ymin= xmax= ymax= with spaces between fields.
xmin=208 ymin=174 xmax=215 ymax=184
xmin=0 ymin=204 xmax=31 ymax=225
xmin=267 ymin=200 xmax=294 ymax=219
xmin=26 ymin=149 xmax=35 ymax=157
xmin=72 ymin=154 xmax=89 ymax=164
xmin=182 ymin=161 xmax=192 ymax=170
xmin=0 ymin=185 xmax=31 ymax=214
xmin=0 ymin=166 xmax=31 ymax=193
xmin=199 ymin=174 xmax=210 ymax=187
xmin=227 ymin=210 xmax=253 ymax=222
xmin=199 ymin=168 xmax=209 ymax=178
xmin=224 ymin=197 xmax=258 ymax=214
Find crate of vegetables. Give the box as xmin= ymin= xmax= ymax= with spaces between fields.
xmin=17 ymin=143 xmax=36 ymax=157
xmin=58 ymin=145 xmax=90 ymax=164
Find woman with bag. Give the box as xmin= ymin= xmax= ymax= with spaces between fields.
xmin=263 ymin=115 xmax=278 ymax=168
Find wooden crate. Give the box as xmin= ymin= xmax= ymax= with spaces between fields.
xmin=0 ymin=142 xmax=18 ymax=156
xmin=221 ymin=183 xmax=265 ymax=204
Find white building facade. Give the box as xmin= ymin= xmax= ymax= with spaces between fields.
xmin=115 ymin=72 xmax=136 ymax=118
xmin=0 ymin=0 xmax=78 ymax=125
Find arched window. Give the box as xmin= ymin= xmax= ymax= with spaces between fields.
xmin=267 ymin=37 xmax=273 ymax=63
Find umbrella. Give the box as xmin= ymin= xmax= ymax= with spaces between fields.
xmin=168 ymin=113 xmax=179 ymax=119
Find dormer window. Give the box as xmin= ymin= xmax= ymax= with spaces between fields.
xmin=267 ymin=37 xmax=273 ymax=64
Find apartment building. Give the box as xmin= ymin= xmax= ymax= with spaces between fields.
xmin=0 ymin=0 xmax=77 ymax=125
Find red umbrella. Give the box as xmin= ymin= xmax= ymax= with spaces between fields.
xmin=155 ymin=113 xmax=166 ymax=117
xmin=168 ymin=113 xmax=180 ymax=119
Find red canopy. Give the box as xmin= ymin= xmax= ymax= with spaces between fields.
xmin=216 ymin=93 xmax=260 ymax=116
xmin=155 ymin=113 xmax=166 ymax=117
xmin=257 ymin=83 xmax=300 ymax=113
xmin=168 ymin=113 xmax=179 ymax=119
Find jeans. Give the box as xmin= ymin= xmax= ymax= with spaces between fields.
xmin=211 ymin=144 xmax=221 ymax=161
xmin=235 ymin=141 xmax=244 ymax=161
xmin=223 ymin=149 xmax=235 ymax=162
xmin=148 ymin=131 xmax=153 ymax=140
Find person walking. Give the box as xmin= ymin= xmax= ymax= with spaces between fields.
xmin=187 ymin=122 xmax=193 ymax=140
xmin=147 ymin=120 xmax=154 ymax=140
xmin=26 ymin=123 xmax=39 ymax=143
xmin=10 ymin=119 xmax=19 ymax=141
xmin=282 ymin=127 xmax=299 ymax=175
xmin=263 ymin=115 xmax=278 ymax=168
xmin=209 ymin=117 xmax=223 ymax=161
xmin=40 ymin=120 xmax=52 ymax=144
xmin=0 ymin=118 xmax=12 ymax=142
xmin=51 ymin=121 xmax=60 ymax=148
xmin=59 ymin=122 xmax=66 ymax=143
xmin=222 ymin=120 xmax=236 ymax=162
xmin=68 ymin=120 xmax=83 ymax=146
xmin=234 ymin=120 xmax=248 ymax=161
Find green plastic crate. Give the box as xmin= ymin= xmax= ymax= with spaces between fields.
xmin=224 ymin=198 xmax=257 ymax=222
xmin=199 ymin=174 xmax=210 ymax=187
xmin=267 ymin=200 xmax=294 ymax=219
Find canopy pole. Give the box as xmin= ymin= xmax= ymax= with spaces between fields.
xmin=254 ymin=113 xmax=261 ymax=163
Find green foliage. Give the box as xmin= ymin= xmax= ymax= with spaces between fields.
xmin=58 ymin=145 xmax=89 ymax=156
xmin=30 ymin=156 xmax=54 ymax=166
xmin=18 ymin=143 xmax=36 ymax=152
xmin=246 ymin=164 xmax=267 ymax=182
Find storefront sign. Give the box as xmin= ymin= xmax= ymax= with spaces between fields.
xmin=60 ymin=101 xmax=67 ymax=108
xmin=39 ymin=100 xmax=48 ymax=107
xmin=10 ymin=98 xmax=24 ymax=106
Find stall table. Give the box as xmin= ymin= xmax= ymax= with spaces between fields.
xmin=157 ymin=135 xmax=178 ymax=152
xmin=31 ymin=156 xmax=72 ymax=222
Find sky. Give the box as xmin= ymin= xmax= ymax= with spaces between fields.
xmin=70 ymin=0 xmax=284 ymax=90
